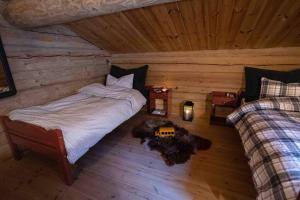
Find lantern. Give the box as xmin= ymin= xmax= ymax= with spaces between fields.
xmin=183 ymin=101 xmax=194 ymax=121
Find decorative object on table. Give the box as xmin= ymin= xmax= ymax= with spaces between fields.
xmin=132 ymin=119 xmax=211 ymax=166
xmin=148 ymin=87 xmax=171 ymax=117
xmin=155 ymin=127 xmax=175 ymax=137
xmin=153 ymin=87 xmax=163 ymax=93
xmin=210 ymin=91 xmax=241 ymax=126
xmin=183 ymin=101 xmax=194 ymax=121
xmin=161 ymin=87 xmax=168 ymax=92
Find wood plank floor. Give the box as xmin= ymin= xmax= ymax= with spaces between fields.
xmin=0 ymin=111 xmax=256 ymax=200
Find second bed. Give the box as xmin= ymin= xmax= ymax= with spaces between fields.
xmin=2 ymin=83 xmax=146 ymax=184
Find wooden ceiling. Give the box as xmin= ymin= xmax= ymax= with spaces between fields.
xmin=68 ymin=0 xmax=300 ymax=53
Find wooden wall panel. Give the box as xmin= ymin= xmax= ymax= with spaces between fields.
xmin=0 ymin=3 xmax=111 ymax=161
xmin=112 ymin=47 xmax=300 ymax=125
xmin=69 ymin=0 xmax=300 ymax=53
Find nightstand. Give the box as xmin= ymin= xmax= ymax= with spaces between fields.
xmin=148 ymin=87 xmax=172 ymax=117
xmin=210 ymin=91 xmax=240 ymax=126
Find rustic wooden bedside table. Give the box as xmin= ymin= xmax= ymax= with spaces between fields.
xmin=210 ymin=91 xmax=240 ymax=126
xmin=148 ymin=87 xmax=172 ymax=118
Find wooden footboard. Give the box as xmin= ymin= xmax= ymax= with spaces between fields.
xmin=1 ymin=116 xmax=74 ymax=185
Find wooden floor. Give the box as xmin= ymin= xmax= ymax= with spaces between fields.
xmin=0 ymin=112 xmax=256 ymax=200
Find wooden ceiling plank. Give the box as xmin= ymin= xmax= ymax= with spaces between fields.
xmin=123 ymin=9 xmax=161 ymax=51
xmin=156 ymin=3 xmax=188 ymax=51
xmin=175 ymin=0 xmax=199 ymax=50
xmin=215 ymin=0 xmax=224 ymax=49
xmin=227 ymin=0 xmax=252 ymax=49
xmin=102 ymin=14 xmax=144 ymax=52
xmin=118 ymin=12 xmax=157 ymax=52
xmin=138 ymin=7 xmax=174 ymax=51
xmin=91 ymin=16 xmax=139 ymax=53
xmin=277 ymin=19 xmax=300 ymax=47
xmin=246 ymin=0 xmax=283 ymax=48
xmin=166 ymin=1 xmax=193 ymax=50
xmin=192 ymin=0 xmax=208 ymax=49
xmin=117 ymin=14 xmax=154 ymax=52
xmin=190 ymin=0 xmax=211 ymax=50
xmin=140 ymin=6 xmax=175 ymax=51
xmin=234 ymin=0 xmax=268 ymax=49
xmin=255 ymin=0 xmax=293 ymax=48
xmin=112 ymin=47 xmax=300 ymax=59
xmin=102 ymin=14 xmax=145 ymax=53
xmin=148 ymin=4 xmax=180 ymax=51
xmin=202 ymin=0 xmax=213 ymax=49
xmin=88 ymin=18 xmax=132 ymax=53
xmin=208 ymin=0 xmax=220 ymax=50
xmin=243 ymin=0 xmax=270 ymax=48
xmin=68 ymin=20 xmax=112 ymax=51
xmin=273 ymin=7 xmax=300 ymax=47
xmin=71 ymin=18 xmax=125 ymax=53
xmin=217 ymin=0 xmax=235 ymax=49
xmin=122 ymin=9 xmax=160 ymax=52
xmin=264 ymin=0 xmax=300 ymax=48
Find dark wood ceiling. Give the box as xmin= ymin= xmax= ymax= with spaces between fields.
xmin=68 ymin=0 xmax=300 ymax=53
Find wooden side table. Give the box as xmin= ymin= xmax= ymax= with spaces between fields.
xmin=210 ymin=91 xmax=240 ymax=126
xmin=148 ymin=88 xmax=172 ymax=117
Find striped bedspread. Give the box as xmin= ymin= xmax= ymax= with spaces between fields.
xmin=227 ymin=97 xmax=300 ymax=200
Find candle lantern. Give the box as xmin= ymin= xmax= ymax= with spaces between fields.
xmin=183 ymin=101 xmax=194 ymax=121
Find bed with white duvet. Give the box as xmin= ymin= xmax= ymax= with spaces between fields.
xmin=9 ymin=83 xmax=146 ymax=164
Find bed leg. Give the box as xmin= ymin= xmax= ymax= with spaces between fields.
xmin=5 ymin=133 xmax=22 ymax=160
xmin=10 ymin=142 xmax=22 ymax=160
xmin=58 ymin=155 xmax=73 ymax=185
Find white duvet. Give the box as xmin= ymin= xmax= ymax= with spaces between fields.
xmin=9 ymin=84 xmax=146 ymax=164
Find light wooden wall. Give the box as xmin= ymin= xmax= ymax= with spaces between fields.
xmin=112 ymin=47 xmax=300 ymax=125
xmin=0 ymin=2 xmax=110 ymax=161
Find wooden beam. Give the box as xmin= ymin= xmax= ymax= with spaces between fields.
xmin=2 ymin=0 xmax=179 ymax=28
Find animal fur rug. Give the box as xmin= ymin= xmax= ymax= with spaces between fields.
xmin=132 ymin=119 xmax=211 ymax=166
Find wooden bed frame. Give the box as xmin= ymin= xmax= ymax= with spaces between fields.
xmin=1 ymin=116 xmax=74 ymax=185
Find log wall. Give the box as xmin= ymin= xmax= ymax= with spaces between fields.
xmin=3 ymin=0 xmax=178 ymax=28
xmin=112 ymin=47 xmax=300 ymax=127
xmin=0 ymin=2 xmax=110 ymax=161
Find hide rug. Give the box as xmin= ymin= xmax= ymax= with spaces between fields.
xmin=132 ymin=119 xmax=211 ymax=166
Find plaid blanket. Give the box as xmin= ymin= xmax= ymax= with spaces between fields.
xmin=227 ymin=97 xmax=300 ymax=200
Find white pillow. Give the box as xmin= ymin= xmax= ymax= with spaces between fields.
xmin=106 ymin=74 xmax=134 ymax=89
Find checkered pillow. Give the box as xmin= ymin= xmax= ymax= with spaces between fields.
xmin=260 ymin=77 xmax=300 ymax=98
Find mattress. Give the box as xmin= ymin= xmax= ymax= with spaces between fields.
xmin=9 ymin=84 xmax=147 ymax=164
